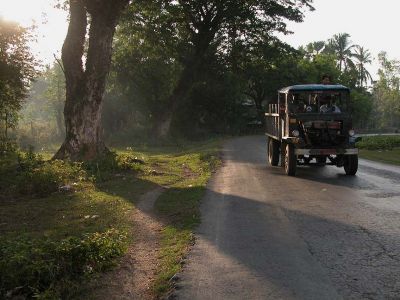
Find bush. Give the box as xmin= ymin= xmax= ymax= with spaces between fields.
xmin=83 ymin=151 xmax=145 ymax=182
xmin=0 ymin=138 xmax=17 ymax=155
xmin=0 ymin=229 xmax=128 ymax=299
xmin=1 ymin=147 xmax=145 ymax=198
xmin=357 ymin=135 xmax=400 ymax=150
xmin=0 ymin=148 xmax=88 ymax=198
xmin=15 ymin=151 xmax=87 ymax=197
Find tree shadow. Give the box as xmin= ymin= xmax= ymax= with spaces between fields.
xmin=176 ymin=189 xmax=400 ymax=299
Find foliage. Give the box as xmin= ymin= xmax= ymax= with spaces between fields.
xmin=0 ymin=137 xmax=17 ymax=155
xmin=0 ymin=146 xmax=147 ymax=199
xmin=324 ymin=33 xmax=355 ymax=72
xmin=0 ymin=229 xmax=127 ymax=299
xmin=111 ymin=1 xmax=182 ymax=126
xmin=0 ymin=148 xmax=85 ymax=198
xmin=0 ymin=18 xmax=38 ymax=138
xmin=0 ymin=145 xmax=152 ymax=298
xmin=297 ymin=51 xmax=341 ymax=84
xmin=350 ymin=89 xmax=373 ymax=129
xmin=353 ymin=46 xmax=373 ymax=88
xmin=371 ymin=52 xmax=400 ymax=130
xmin=112 ymin=0 xmax=314 ymax=137
xmin=19 ymin=62 xmax=66 ymax=147
xmin=240 ymin=41 xmax=301 ymax=109
xmin=357 ymin=135 xmax=400 ymax=150
xmin=82 ymin=150 xmax=145 ymax=181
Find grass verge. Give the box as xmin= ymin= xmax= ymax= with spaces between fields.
xmin=0 ymin=150 xmax=154 ymax=299
xmin=357 ymin=135 xmax=400 ymax=165
xmin=147 ymin=142 xmax=221 ymax=296
xmin=359 ymin=148 xmax=400 ymax=166
xmin=0 ymin=139 xmax=221 ymax=299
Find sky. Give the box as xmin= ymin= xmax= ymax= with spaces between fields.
xmin=279 ymin=0 xmax=400 ymax=78
xmin=0 ymin=0 xmax=398 ymax=78
xmin=0 ymin=0 xmax=68 ymax=66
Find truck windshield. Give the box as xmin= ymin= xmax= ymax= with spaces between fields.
xmin=288 ymin=91 xmax=349 ymax=114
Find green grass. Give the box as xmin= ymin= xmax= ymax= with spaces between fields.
xmin=356 ymin=135 xmax=400 ymax=165
xmin=0 ymin=150 xmax=154 ymax=298
xmin=359 ymin=148 xmax=400 ymax=166
xmin=357 ymin=135 xmax=400 ymax=150
xmin=148 ymin=142 xmax=221 ymax=295
xmin=0 ymin=139 xmax=221 ymax=299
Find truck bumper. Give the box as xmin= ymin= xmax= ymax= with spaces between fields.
xmin=295 ymin=148 xmax=358 ymax=155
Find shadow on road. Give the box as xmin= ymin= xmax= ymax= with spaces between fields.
xmin=180 ymin=188 xmax=400 ymax=299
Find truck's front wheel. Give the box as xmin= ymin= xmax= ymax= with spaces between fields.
xmin=284 ymin=144 xmax=297 ymax=176
xmin=344 ymin=155 xmax=358 ymax=175
xmin=268 ymin=137 xmax=280 ymax=166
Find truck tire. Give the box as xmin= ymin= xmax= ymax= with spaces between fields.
xmin=344 ymin=155 xmax=358 ymax=175
xmin=284 ymin=144 xmax=297 ymax=176
xmin=268 ymin=137 xmax=280 ymax=166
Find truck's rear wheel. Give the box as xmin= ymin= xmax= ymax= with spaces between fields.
xmin=344 ymin=155 xmax=358 ymax=175
xmin=268 ymin=137 xmax=280 ymax=166
xmin=284 ymin=144 xmax=297 ymax=176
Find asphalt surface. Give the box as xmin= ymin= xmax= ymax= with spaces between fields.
xmin=174 ymin=135 xmax=400 ymax=300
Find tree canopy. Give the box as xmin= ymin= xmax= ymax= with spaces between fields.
xmin=0 ymin=18 xmax=38 ymax=138
xmin=114 ymin=0 xmax=314 ymax=137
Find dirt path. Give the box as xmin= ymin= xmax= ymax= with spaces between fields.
xmin=89 ymin=187 xmax=164 ymax=300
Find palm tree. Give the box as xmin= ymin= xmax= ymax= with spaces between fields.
xmin=353 ymin=45 xmax=373 ymax=87
xmin=327 ymin=33 xmax=354 ymax=72
xmin=313 ymin=41 xmax=325 ymax=55
xmin=305 ymin=41 xmax=325 ymax=60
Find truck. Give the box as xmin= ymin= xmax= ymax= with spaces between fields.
xmin=265 ymin=84 xmax=359 ymax=176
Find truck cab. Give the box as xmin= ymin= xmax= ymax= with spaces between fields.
xmin=265 ymin=84 xmax=359 ymax=176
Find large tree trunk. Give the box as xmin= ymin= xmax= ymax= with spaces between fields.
xmin=54 ymin=0 xmax=128 ymax=161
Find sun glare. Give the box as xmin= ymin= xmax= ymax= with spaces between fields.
xmin=0 ymin=0 xmax=68 ymax=64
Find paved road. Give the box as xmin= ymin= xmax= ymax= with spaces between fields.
xmin=174 ymin=136 xmax=400 ymax=300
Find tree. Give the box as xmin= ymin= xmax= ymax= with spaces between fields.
xmin=350 ymin=89 xmax=373 ymax=129
xmin=19 ymin=63 xmax=66 ymax=147
xmin=353 ymin=45 xmax=372 ymax=88
xmin=325 ymin=33 xmax=354 ymax=72
xmin=54 ymin=0 xmax=129 ymax=160
xmin=112 ymin=2 xmax=182 ymax=132
xmin=297 ymin=51 xmax=341 ymax=84
xmin=241 ymin=41 xmax=301 ymax=110
xmin=0 ymin=18 xmax=37 ymax=138
xmin=372 ymin=52 xmax=400 ymax=129
xmin=122 ymin=0 xmax=314 ymax=138
xmin=304 ymin=41 xmax=325 ymax=60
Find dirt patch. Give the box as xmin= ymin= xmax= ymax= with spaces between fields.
xmin=87 ymin=187 xmax=164 ymax=300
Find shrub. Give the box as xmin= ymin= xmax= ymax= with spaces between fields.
xmin=0 ymin=229 xmax=128 ymax=299
xmin=0 ymin=138 xmax=17 ymax=155
xmin=357 ymin=135 xmax=400 ymax=150
xmin=15 ymin=151 xmax=87 ymax=197
xmin=1 ymin=147 xmax=145 ymax=198
xmin=83 ymin=151 xmax=145 ymax=181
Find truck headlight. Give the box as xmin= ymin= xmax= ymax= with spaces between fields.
xmin=348 ymin=129 xmax=355 ymax=137
xmin=292 ymin=130 xmax=300 ymax=137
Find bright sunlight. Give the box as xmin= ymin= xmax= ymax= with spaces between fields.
xmin=0 ymin=0 xmax=67 ymax=63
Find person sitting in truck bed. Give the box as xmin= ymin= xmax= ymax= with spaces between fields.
xmin=319 ymin=95 xmax=341 ymax=113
